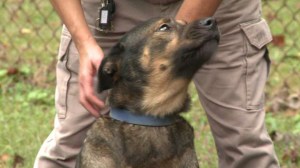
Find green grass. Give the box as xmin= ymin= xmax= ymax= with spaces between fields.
xmin=1 ymin=0 xmax=300 ymax=168
xmin=1 ymin=80 xmax=299 ymax=168
xmin=0 ymin=77 xmax=55 ymax=168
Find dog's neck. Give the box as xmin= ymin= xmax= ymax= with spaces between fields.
xmin=140 ymin=78 xmax=191 ymax=117
xmin=141 ymin=88 xmax=190 ymax=117
xmin=109 ymin=82 xmax=190 ymax=117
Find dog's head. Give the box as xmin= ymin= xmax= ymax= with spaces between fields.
xmin=98 ymin=17 xmax=219 ymax=116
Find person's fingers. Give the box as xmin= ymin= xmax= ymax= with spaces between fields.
xmin=79 ymin=82 xmax=104 ymax=117
xmin=81 ymin=99 xmax=100 ymax=118
xmin=79 ymin=94 xmax=100 ymax=117
xmin=78 ymin=43 xmax=105 ymax=117
xmin=79 ymin=67 xmax=104 ymax=117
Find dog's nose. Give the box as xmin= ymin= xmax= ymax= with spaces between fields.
xmin=199 ymin=17 xmax=215 ymax=28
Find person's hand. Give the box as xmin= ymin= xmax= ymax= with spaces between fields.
xmin=78 ymin=39 xmax=105 ymax=117
xmin=49 ymin=0 xmax=107 ymax=117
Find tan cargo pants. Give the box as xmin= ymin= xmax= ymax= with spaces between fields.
xmin=34 ymin=0 xmax=279 ymax=167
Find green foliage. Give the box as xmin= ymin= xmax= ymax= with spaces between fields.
xmin=293 ymin=115 xmax=300 ymax=134
xmin=0 ymin=65 xmax=55 ymax=168
xmin=0 ymin=84 xmax=54 ymax=168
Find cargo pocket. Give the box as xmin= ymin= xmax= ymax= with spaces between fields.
xmin=240 ymin=19 xmax=273 ymax=110
xmin=55 ymin=30 xmax=72 ymax=119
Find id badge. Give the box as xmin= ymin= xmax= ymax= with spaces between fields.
xmin=98 ymin=0 xmax=115 ymax=32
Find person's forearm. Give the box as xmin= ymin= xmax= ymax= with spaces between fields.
xmin=176 ymin=0 xmax=222 ymax=23
xmin=50 ymin=0 xmax=105 ymax=116
xmin=50 ymin=0 xmax=96 ymax=50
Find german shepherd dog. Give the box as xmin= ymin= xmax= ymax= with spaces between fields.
xmin=77 ymin=17 xmax=219 ymax=168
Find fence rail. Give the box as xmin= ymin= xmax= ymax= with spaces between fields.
xmin=1 ymin=0 xmax=300 ymax=112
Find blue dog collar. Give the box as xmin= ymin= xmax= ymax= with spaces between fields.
xmin=109 ymin=108 xmax=177 ymax=126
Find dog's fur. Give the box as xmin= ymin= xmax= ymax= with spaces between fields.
xmin=76 ymin=17 xmax=219 ymax=168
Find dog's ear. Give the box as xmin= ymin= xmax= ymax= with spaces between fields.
xmin=97 ymin=43 xmax=124 ymax=92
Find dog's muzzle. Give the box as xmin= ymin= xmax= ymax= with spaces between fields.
xmin=185 ymin=17 xmax=220 ymax=42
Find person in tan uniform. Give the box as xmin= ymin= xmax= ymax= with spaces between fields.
xmin=34 ymin=0 xmax=280 ymax=167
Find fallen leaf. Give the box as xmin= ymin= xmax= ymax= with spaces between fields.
xmin=290 ymin=149 xmax=299 ymax=163
xmin=282 ymin=148 xmax=299 ymax=163
xmin=12 ymin=154 xmax=24 ymax=168
xmin=20 ymin=28 xmax=32 ymax=34
xmin=266 ymin=13 xmax=277 ymax=21
xmin=7 ymin=67 xmax=19 ymax=75
xmin=297 ymin=2 xmax=300 ymax=9
xmin=272 ymin=35 xmax=285 ymax=47
xmin=0 ymin=153 xmax=10 ymax=162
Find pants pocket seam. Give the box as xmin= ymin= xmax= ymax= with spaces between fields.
xmin=57 ymin=40 xmax=72 ymax=119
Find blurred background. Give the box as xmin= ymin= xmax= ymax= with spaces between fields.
xmin=0 ymin=0 xmax=299 ymax=167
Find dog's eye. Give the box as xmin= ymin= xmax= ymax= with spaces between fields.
xmin=158 ymin=23 xmax=171 ymax=31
